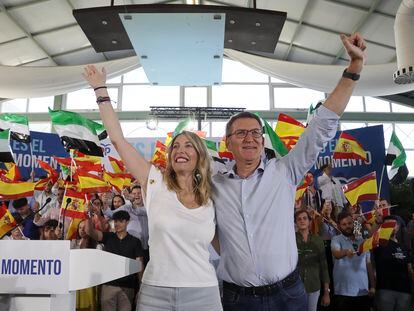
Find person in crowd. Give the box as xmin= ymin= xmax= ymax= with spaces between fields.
xmin=331 ymin=210 xmax=375 ymax=311
xmin=86 ymin=210 xmax=143 ymax=311
xmin=213 ymin=32 xmax=366 ymax=311
xmin=111 ymin=194 xmax=125 ymax=211
xmin=295 ymin=209 xmax=330 ymax=311
xmin=33 ymin=186 xmax=64 ymax=225
xmin=302 ymin=172 xmax=323 ymax=212
xmin=312 ymin=199 xmax=339 ymax=309
xmin=40 ymin=219 xmax=59 ymax=240
xmin=317 ymin=164 xmax=348 ymax=214
xmin=407 ymin=211 xmax=414 ymax=251
xmin=32 ymin=179 xmax=56 ymax=216
xmin=104 ymin=185 xmax=149 ymax=265
xmin=101 ymin=191 xmax=114 ymax=211
xmin=11 ymin=197 xmax=40 ymax=240
xmin=89 ymin=197 xmax=110 ymax=232
xmin=71 ymin=219 xmax=99 ymax=311
xmin=84 ymin=66 xmax=222 ymax=311
xmin=2 ymin=219 xmax=28 ymax=240
xmin=372 ymin=215 xmax=414 ymax=311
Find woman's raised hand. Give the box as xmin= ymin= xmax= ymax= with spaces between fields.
xmin=83 ymin=65 xmax=107 ymax=89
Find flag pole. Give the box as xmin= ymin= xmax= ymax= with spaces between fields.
xmin=29 ymin=141 xmax=35 ymax=181
xmin=378 ymin=165 xmax=386 ymax=199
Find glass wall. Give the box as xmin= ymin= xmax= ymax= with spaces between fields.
xmin=1 ymin=59 xmax=414 ymax=174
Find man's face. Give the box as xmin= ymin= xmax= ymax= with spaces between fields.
xmin=339 ymin=216 xmax=354 ymax=237
xmin=15 ymin=204 xmax=30 ymax=216
xmin=114 ymin=219 xmax=128 ymax=233
xmin=226 ymin=118 xmax=264 ymax=164
xmin=43 ymin=226 xmax=57 ymax=240
xmin=131 ymin=188 xmax=143 ymax=207
xmin=324 ymin=165 xmax=332 ymax=176
xmin=57 ymin=188 xmax=65 ymax=204
xmin=379 ymin=200 xmax=390 ymax=210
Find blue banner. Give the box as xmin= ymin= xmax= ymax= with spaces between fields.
xmin=10 ymin=131 xmax=68 ymax=180
xmin=312 ymin=125 xmax=389 ymax=202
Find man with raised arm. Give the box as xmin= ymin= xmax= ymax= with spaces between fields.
xmin=213 ymin=33 xmax=366 ymax=311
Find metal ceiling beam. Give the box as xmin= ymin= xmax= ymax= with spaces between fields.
xmin=283 ymin=0 xmax=312 ymax=61
xmin=3 ymin=0 xmax=50 ymax=11
xmin=324 ymin=0 xmax=395 ymax=19
xmin=24 ymin=110 xmax=414 ymax=123
xmin=331 ymin=0 xmax=383 ymax=64
xmin=0 ymin=3 xmax=57 ymax=65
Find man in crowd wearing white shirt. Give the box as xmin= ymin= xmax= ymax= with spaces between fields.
xmin=317 ymin=164 xmax=348 ymax=213
xmin=32 ymin=180 xmax=56 ymax=216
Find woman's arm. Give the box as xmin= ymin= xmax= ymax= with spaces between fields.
xmin=83 ymin=65 xmax=151 ymax=189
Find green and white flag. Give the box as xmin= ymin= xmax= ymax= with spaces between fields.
xmin=203 ymin=139 xmax=219 ymax=158
xmin=263 ymin=118 xmax=288 ymax=159
xmin=173 ymin=117 xmax=192 ymax=137
xmin=0 ymin=129 xmax=15 ymax=163
xmin=49 ymin=109 xmax=105 ymax=156
xmin=0 ymin=113 xmax=30 ymax=142
xmin=386 ymin=131 xmax=408 ymax=182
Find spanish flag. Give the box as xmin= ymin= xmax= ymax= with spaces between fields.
xmin=333 ymin=132 xmax=367 ymax=161
xmin=0 ymin=203 xmax=17 ymax=239
xmin=108 ymin=156 xmax=125 ymax=173
xmin=37 ymin=159 xmax=59 ymax=182
xmin=342 ymin=172 xmax=378 ymax=207
xmin=151 ymin=141 xmax=168 ymax=169
xmin=363 ymin=209 xmax=376 ymax=224
xmin=295 ymin=179 xmax=308 ymax=201
xmin=0 ymin=162 xmax=21 ymax=181
xmin=77 ymin=172 xmax=111 ymax=193
xmin=61 ymin=189 xmax=87 ymax=219
xmin=275 ymin=113 xmax=305 ymax=150
xmin=0 ymin=179 xmax=35 ymax=200
xmin=65 ymin=218 xmax=83 ymax=240
xmin=219 ymin=137 xmax=233 ymax=160
xmin=103 ymin=171 xmax=132 ymax=193
xmin=358 ymin=220 xmax=396 ymax=254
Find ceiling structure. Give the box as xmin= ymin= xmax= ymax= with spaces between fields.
xmin=0 ymin=0 xmax=412 ymax=105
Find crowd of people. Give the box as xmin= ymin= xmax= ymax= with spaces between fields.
xmin=1 ymin=32 xmax=414 ymax=311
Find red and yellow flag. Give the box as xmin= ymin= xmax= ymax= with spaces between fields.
xmin=342 ymin=172 xmax=378 ymax=207
xmin=358 ymin=220 xmax=397 ymax=254
xmin=219 ymin=137 xmax=233 ymax=160
xmin=151 ymin=141 xmax=168 ymax=169
xmin=65 ymin=218 xmax=83 ymax=240
xmin=3 ymin=163 xmax=21 ymax=181
xmin=275 ymin=113 xmax=305 ymax=150
xmin=77 ymin=172 xmax=111 ymax=193
xmin=61 ymin=189 xmax=87 ymax=219
xmin=0 ymin=179 xmax=35 ymax=200
xmin=333 ymin=132 xmax=367 ymax=161
xmin=103 ymin=171 xmax=132 ymax=193
xmin=37 ymin=159 xmax=59 ymax=182
xmin=108 ymin=156 xmax=126 ymax=173
xmin=0 ymin=203 xmax=17 ymax=238
xmin=295 ymin=180 xmax=308 ymax=201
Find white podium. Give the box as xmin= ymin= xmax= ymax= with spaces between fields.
xmin=0 ymin=240 xmax=141 ymax=311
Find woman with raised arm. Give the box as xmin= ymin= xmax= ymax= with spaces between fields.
xmin=83 ymin=65 xmax=222 ymax=311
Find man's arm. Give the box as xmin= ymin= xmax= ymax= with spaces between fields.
xmin=366 ymin=255 xmax=376 ymax=297
xmin=323 ymin=33 xmax=366 ymax=116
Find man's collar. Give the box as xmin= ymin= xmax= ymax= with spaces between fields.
xmin=227 ymin=159 xmax=265 ymax=179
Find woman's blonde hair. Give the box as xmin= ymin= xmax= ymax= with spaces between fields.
xmin=163 ymin=131 xmax=212 ymax=206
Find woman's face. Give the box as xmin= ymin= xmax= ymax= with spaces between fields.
xmin=295 ymin=212 xmax=310 ymax=231
xmin=78 ymin=221 xmax=87 ymax=238
xmin=92 ymin=199 xmax=102 ymax=213
xmin=11 ymin=226 xmax=24 ymax=240
xmin=322 ymin=201 xmax=332 ymax=215
xmin=170 ymin=134 xmax=199 ymax=174
xmin=112 ymin=196 xmax=124 ymax=209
